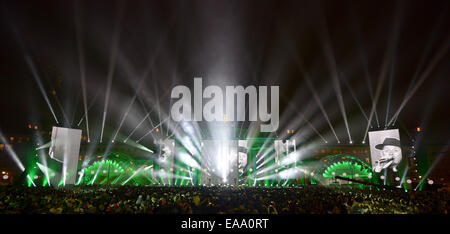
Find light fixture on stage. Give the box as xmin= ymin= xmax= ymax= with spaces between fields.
xmin=36 ymin=162 xmax=52 ymax=186
xmin=27 ymin=175 xmax=36 ymax=187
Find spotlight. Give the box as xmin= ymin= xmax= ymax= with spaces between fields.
xmin=51 ymin=173 xmax=55 ymax=177
xmin=380 ymin=175 xmax=385 ymax=180
xmin=407 ymin=179 xmax=412 ymax=184
xmin=349 ymin=141 xmax=353 ymax=144
xmin=428 ymin=180 xmax=434 ymax=185
xmin=355 ymin=174 xmax=359 ymax=177
xmin=395 ymin=177 xmax=400 ymax=181
xmin=91 ymin=171 xmax=95 ymax=175
xmin=368 ymin=174 xmax=372 ymax=179
xmin=362 ymin=141 xmax=365 ymax=144
xmin=342 ymin=173 xmax=347 ymax=176
xmin=114 ymin=169 xmax=118 ymax=173
xmin=2 ymin=175 xmax=8 ymax=180
xmin=103 ymin=170 xmax=107 ymax=174
xmin=331 ymin=172 xmax=336 ymax=176
xmin=34 ymin=175 xmax=38 ymax=179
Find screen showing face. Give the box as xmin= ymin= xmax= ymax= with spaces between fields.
xmin=157 ymin=139 xmax=175 ymax=165
xmin=237 ymin=140 xmax=248 ymax=170
xmin=368 ymin=129 xmax=402 ymax=173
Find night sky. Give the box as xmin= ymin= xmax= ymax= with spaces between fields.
xmin=0 ymin=0 xmax=449 ymax=144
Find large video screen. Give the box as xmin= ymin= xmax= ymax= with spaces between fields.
xmin=200 ymin=140 xmax=240 ymax=185
xmin=48 ymin=127 xmax=82 ymax=185
xmin=368 ymin=129 xmax=403 ymax=173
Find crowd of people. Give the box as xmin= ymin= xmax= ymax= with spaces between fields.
xmin=0 ymin=185 xmax=448 ymax=214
